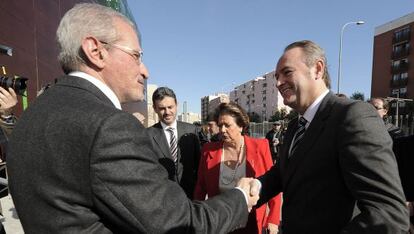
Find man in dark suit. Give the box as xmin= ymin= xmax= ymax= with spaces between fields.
xmin=206 ymin=112 xmax=222 ymax=143
xmin=265 ymin=121 xmax=283 ymax=163
xmin=369 ymin=97 xmax=403 ymax=139
xmin=241 ymin=40 xmax=409 ymax=233
xmin=147 ymin=87 xmax=201 ymax=199
xmin=6 ymin=3 xmax=258 ymax=233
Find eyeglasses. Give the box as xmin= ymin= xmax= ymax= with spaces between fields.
xmin=373 ymin=106 xmax=384 ymax=110
xmin=100 ymin=41 xmax=143 ymax=65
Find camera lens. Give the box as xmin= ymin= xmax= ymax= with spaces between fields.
xmin=0 ymin=76 xmax=28 ymax=95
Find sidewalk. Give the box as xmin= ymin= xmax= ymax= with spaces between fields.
xmin=0 ymin=195 xmax=23 ymax=234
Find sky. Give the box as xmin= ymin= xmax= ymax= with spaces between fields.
xmin=127 ymin=0 xmax=414 ymax=114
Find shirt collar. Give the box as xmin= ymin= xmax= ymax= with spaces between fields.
xmin=160 ymin=120 xmax=177 ymax=130
xmin=301 ymin=89 xmax=329 ymax=127
xmin=68 ymin=71 xmax=122 ymax=110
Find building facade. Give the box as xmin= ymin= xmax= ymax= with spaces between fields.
xmin=178 ymin=112 xmax=201 ymax=124
xmin=145 ymin=84 xmax=159 ymax=127
xmin=229 ymin=71 xmax=288 ymax=121
xmin=0 ymin=0 xmax=146 ymax=116
xmin=372 ymin=12 xmax=414 ymax=114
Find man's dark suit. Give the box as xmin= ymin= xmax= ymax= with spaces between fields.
xmin=258 ymin=92 xmax=409 ymax=233
xmin=7 ymin=76 xmax=248 ymax=233
xmin=147 ymin=121 xmax=200 ymax=199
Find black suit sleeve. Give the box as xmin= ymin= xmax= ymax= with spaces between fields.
xmin=257 ymin=160 xmax=283 ymax=207
xmin=338 ymin=102 xmax=409 ymax=233
xmin=90 ymin=113 xmax=248 ymax=233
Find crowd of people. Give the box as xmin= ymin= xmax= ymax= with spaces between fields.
xmin=0 ymin=3 xmax=413 ymax=234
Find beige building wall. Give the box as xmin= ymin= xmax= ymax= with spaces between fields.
xmin=230 ymin=71 xmax=289 ymax=121
xmin=145 ymin=84 xmax=159 ymax=127
xmin=208 ymin=94 xmax=229 ymax=114
xmin=178 ymin=112 xmax=201 ymax=124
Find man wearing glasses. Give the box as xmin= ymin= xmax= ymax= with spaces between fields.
xmin=369 ymin=97 xmax=403 ymax=139
xmin=7 ymin=3 xmax=258 ymax=233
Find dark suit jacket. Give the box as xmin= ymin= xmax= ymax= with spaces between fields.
xmin=147 ymin=121 xmax=201 ymax=199
xmin=258 ymin=92 xmax=409 ymax=234
xmin=7 ymin=75 xmax=248 ymax=233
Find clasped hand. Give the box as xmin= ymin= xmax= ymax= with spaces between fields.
xmin=237 ymin=177 xmax=261 ymax=212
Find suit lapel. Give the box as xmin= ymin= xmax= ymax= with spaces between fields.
xmin=207 ymin=143 xmax=222 ymax=194
xmin=280 ymin=119 xmax=297 ymax=177
xmin=152 ymin=123 xmax=171 ymax=159
xmin=176 ymin=122 xmax=185 ymax=163
xmin=244 ymin=136 xmax=257 ymax=177
xmin=283 ymin=92 xmax=335 ymax=187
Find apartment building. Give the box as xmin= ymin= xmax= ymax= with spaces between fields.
xmin=229 ymin=71 xmax=288 ymax=121
xmin=372 ymin=12 xmax=414 ymax=114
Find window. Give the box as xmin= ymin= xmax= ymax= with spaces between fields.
xmin=262 ymin=83 xmax=267 ymax=88
xmin=400 ymin=87 xmax=407 ymax=95
xmin=401 ymin=72 xmax=408 ymax=80
xmin=393 ymin=74 xmax=400 ymax=81
xmin=394 ymin=26 xmax=410 ymax=43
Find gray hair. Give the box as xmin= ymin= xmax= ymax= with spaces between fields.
xmin=56 ymin=3 xmax=137 ymax=74
xmin=284 ymin=40 xmax=331 ymax=89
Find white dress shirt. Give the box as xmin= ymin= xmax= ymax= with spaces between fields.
xmin=69 ymin=71 xmax=122 ymax=110
xmin=160 ymin=121 xmax=178 ymax=148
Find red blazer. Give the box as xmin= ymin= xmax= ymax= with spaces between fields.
xmin=194 ymin=135 xmax=281 ymax=233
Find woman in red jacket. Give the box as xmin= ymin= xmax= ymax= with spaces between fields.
xmin=194 ymin=102 xmax=281 ymax=234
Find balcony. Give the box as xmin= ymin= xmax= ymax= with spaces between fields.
xmin=390 ymin=78 xmax=409 ymax=88
xmin=391 ymin=62 xmax=409 ymax=73
xmin=391 ymin=48 xmax=410 ymax=60
xmin=393 ymin=30 xmax=410 ymax=44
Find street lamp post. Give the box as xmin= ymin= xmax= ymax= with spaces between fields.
xmin=337 ymin=21 xmax=365 ymax=94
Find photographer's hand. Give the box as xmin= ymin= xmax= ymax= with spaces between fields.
xmin=0 ymin=87 xmax=18 ymax=116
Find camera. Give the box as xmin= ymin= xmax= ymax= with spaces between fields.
xmin=0 ymin=76 xmax=28 ymax=95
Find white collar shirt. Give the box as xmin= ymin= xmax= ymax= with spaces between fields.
xmin=69 ymin=71 xmax=122 ymax=110
xmin=161 ymin=121 xmax=178 ymax=147
xmin=301 ymin=89 xmax=329 ymax=128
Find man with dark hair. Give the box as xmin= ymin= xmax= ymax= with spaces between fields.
xmin=369 ymin=97 xmax=403 ymax=139
xmin=7 ymin=3 xmax=258 ymax=233
xmin=147 ymin=87 xmax=201 ymax=199
xmin=265 ymin=121 xmax=283 ymax=163
xmin=207 ymin=112 xmax=221 ymax=142
xmin=240 ymin=40 xmax=409 ymax=233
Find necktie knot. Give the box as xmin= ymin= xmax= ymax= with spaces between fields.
xmin=298 ymin=117 xmax=307 ymax=128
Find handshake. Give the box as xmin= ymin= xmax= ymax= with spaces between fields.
xmin=236 ymin=177 xmax=261 ymax=212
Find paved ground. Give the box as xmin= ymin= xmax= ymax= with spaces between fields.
xmin=0 ymin=195 xmax=23 ymax=234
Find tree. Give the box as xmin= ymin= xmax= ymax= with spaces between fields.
xmin=269 ymin=107 xmax=288 ymax=122
xmin=350 ymin=91 xmax=365 ymax=101
xmin=248 ymin=112 xmax=261 ymax=123
xmin=285 ymin=110 xmax=298 ymax=121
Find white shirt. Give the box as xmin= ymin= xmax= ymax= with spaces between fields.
xmin=69 ymin=71 xmax=122 ymax=110
xmin=160 ymin=121 xmax=178 ymax=147
xmin=301 ymin=89 xmax=330 ymax=128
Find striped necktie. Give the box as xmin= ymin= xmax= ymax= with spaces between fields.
xmin=289 ymin=117 xmax=307 ymax=158
xmin=167 ymin=127 xmax=178 ymax=162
